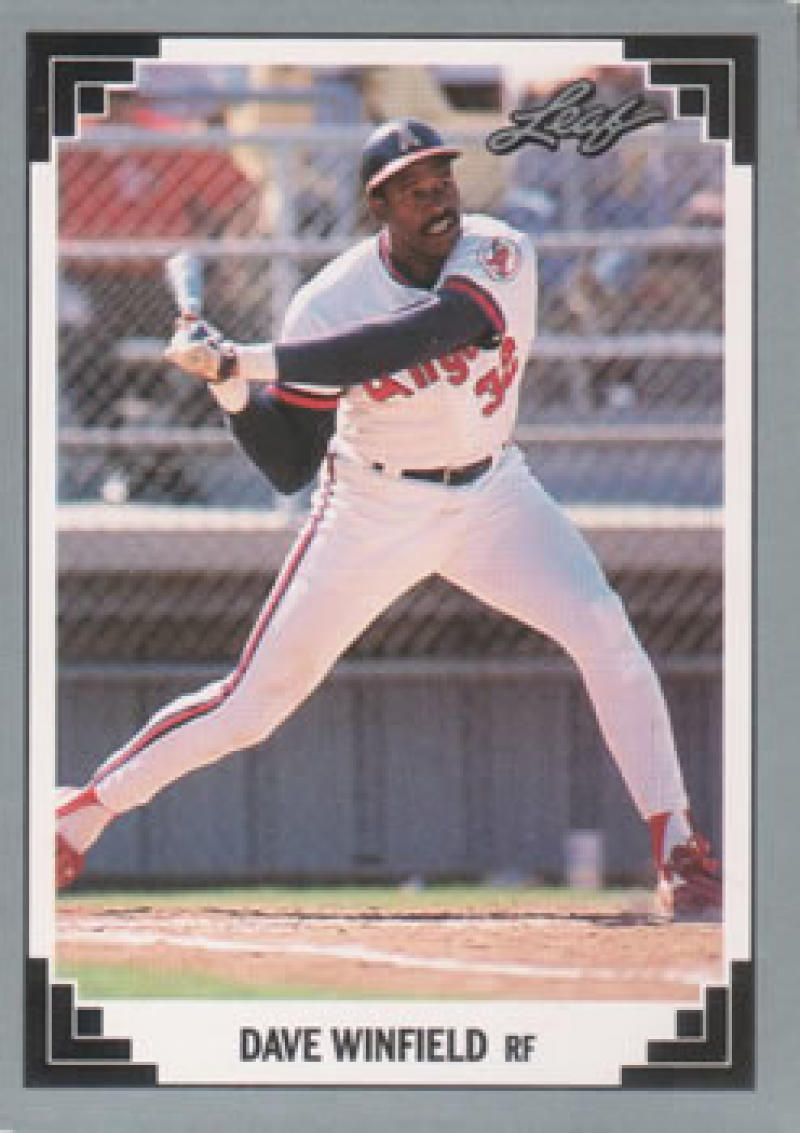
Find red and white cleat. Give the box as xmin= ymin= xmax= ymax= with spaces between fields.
xmin=55 ymin=831 xmax=85 ymax=890
xmin=653 ymin=828 xmax=722 ymax=922
xmin=55 ymin=785 xmax=109 ymax=891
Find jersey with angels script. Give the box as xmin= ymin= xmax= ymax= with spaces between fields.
xmin=279 ymin=214 xmax=537 ymax=471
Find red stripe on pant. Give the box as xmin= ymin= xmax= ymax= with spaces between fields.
xmin=89 ymin=463 xmax=336 ymax=791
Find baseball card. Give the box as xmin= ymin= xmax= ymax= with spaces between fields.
xmin=3 ymin=0 xmax=798 ymax=1128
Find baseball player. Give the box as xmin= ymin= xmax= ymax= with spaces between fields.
xmin=56 ymin=119 xmax=721 ymax=920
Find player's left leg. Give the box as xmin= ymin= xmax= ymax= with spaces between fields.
xmin=438 ymin=448 xmax=720 ymax=916
xmin=55 ymin=459 xmax=452 ymax=886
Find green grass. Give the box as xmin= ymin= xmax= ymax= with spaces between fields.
xmin=58 ymin=882 xmax=633 ymax=912
xmin=55 ymin=959 xmax=400 ymax=1000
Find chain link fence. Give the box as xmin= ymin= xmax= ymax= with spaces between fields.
xmin=56 ymin=70 xmax=724 ymax=670
xmin=51 ymin=66 xmax=728 ymax=881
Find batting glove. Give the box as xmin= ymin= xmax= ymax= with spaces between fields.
xmin=164 ymin=316 xmax=237 ymax=383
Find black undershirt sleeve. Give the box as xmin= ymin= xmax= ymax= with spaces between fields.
xmin=228 ymin=388 xmax=335 ymax=495
xmin=273 ymin=287 xmax=500 ymax=390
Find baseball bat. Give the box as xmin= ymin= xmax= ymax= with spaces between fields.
xmin=165 ymin=251 xmax=203 ymax=318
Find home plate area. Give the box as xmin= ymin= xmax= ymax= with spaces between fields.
xmin=56 ymin=902 xmax=723 ymax=1001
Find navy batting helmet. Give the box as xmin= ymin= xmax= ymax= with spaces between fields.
xmin=360 ymin=119 xmax=461 ymax=195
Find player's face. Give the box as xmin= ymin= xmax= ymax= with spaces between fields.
xmin=371 ymin=156 xmax=462 ymax=272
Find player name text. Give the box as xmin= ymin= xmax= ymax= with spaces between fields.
xmin=485 ymin=78 xmax=666 ymax=158
xmin=239 ymin=1025 xmax=489 ymax=1063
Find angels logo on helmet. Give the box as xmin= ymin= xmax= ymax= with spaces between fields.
xmin=477 ymin=236 xmax=522 ymax=282
xmin=395 ymin=123 xmax=422 ymax=153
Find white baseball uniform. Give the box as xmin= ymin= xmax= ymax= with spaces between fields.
xmin=78 ymin=214 xmax=688 ymax=838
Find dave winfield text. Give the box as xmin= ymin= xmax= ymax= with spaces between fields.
xmin=239 ymin=1025 xmax=498 ymax=1063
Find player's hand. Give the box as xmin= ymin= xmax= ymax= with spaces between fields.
xmin=164 ymin=316 xmax=236 ymax=383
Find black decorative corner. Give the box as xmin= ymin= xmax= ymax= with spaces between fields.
xmin=678 ymin=87 xmax=706 ymax=119
xmin=53 ymin=60 xmax=136 ymax=140
xmin=27 ymin=33 xmax=162 ymax=163
xmin=621 ymin=960 xmax=754 ymax=1088
xmin=651 ymin=64 xmax=730 ymax=139
xmin=25 ymin=958 xmax=158 ymax=1086
xmin=623 ymin=35 xmax=756 ymax=166
xmin=78 ymin=84 xmax=108 ymax=118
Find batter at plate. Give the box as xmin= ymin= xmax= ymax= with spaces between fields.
xmin=56 ymin=119 xmax=721 ymax=921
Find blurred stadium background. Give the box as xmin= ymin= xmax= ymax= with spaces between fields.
xmin=55 ymin=60 xmax=724 ymax=887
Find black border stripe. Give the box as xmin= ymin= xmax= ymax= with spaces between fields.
xmin=27 ymin=33 xmax=161 ymax=161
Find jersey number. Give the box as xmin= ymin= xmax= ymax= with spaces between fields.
xmin=365 ymin=336 xmax=519 ymax=416
xmin=474 ymin=336 xmax=519 ymax=417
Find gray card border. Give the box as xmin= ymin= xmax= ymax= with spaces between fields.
xmin=2 ymin=1 xmax=798 ymax=1129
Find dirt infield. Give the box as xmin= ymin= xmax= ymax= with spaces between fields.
xmin=56 ymin=899 xmax=723 ymax=1001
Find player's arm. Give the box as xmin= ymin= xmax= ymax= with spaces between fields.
xmin=162 ymin=319 xmax=337 ymax=495
xmin=165 ymin=285 xmax=503 ymax=390
xmin=226 ymin=388 xmax=335 ymax=495
xmin=266 ymin=285 xmax=502 ymax=388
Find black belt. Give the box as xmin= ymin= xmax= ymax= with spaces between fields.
xmin=371 ymin=455 xmax=493 ymax=487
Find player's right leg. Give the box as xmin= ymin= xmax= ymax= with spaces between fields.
xmin=56 ymin=460 xmax=446 ymax=887
xmin=438 ymin=448 xmax=721 ymax=919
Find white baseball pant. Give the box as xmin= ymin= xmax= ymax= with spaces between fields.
xmin=88 ymin=446 xmax=688 ymax=823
